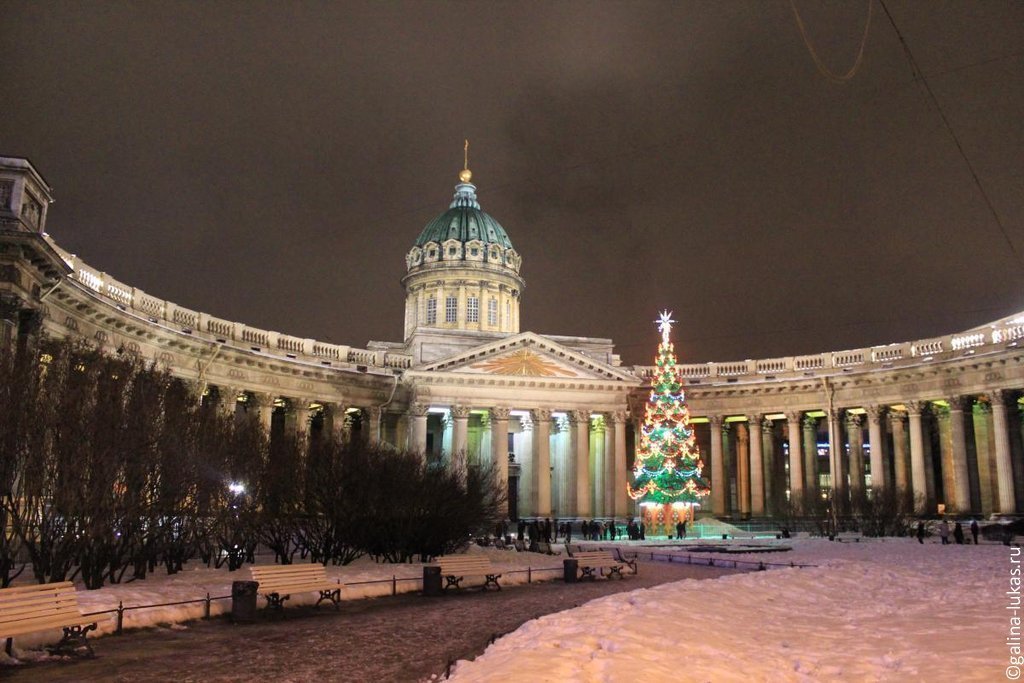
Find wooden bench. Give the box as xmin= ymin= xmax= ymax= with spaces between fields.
xmin=572 ymin=550 xmax=628 ymax=580
xmin=433 ymin=556 xmax=502 ymax=592
xmin=0 ymin=582 xmax=103 ymax=657
xmin=250 ymin=564 xmax=344 ymax=612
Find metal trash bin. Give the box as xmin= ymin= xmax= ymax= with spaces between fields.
xmin=423 ymin=565 xmax=442 ymax=597
xmin=563 ymin=558 xmax=578 ymax=583
xmin=231 ymin=580 xmax=259 ymax=623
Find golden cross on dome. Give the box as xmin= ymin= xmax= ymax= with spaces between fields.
xmin=459 ymin=139 xmax=472 ymax=183
xmin=656 ymin=310 xmax=675 ymax=343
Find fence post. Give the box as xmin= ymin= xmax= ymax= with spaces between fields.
xmin=392 ymin=575 xmax=397 ymax=596
xmin=528 ymin=566 xmax=532 ymax=583
xmin=204 ymin=592 xmax=211 ymax=619
xmin=116 ymin=601 xmax=124 ymax=635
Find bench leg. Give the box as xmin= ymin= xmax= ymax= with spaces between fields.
xmin=609 ymin=566 xmax=623 ymax=580
xmin=443 ymin=576 xmax=463 ymax=592
xmin=264 ymin=592 xmax=290 ymax=616
xmin=5 ymin=637 xmax=12 ymax=657
xmin=484 ymin=575 xmax=502 ymax=591
xmin=51 ymin=623 xmax=97 ymax=658
xmin=316 ymin=588 xmax=342 ymax=610
xmin=579 ymin=567 xmax=596 ymax=580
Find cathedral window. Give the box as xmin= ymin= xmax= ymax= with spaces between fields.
xmin=445 ymin=296 xmax=457 ymax=323
xmin=426 ymin=297 xmax=437 ymax=324
xmin=467 ymin=297 xmax=479 ymax=323
xmin=488 ymin=298 xmax=497 ymax=326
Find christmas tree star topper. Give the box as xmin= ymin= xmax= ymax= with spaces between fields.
xmin=656 ymin=310 xmax=675 ymax=343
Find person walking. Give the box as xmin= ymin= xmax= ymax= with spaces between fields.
xmin=938 ymin=519 xmax=950 ymax=545
xmin=916 ymin=521 xmax=925 ymax=544
xmin=953 ymin=522 xmax=965 ymax=545
xmin=681 ymin=519 xmax=687 ymax=539
xmin=971 ymin=519 xmax=980 ymax=545
xmin=639 ymin=521 xmax=646 ymax=541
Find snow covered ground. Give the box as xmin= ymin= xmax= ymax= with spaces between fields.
xmin=448 ymin=538 xmax=1011 ymax=682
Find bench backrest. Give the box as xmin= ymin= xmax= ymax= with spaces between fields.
xmin=0 ymin=582 xmax=84 ymax=638
xmin=251 ymin=564 xmax=329 ymax=590
xmin=573 ymin=551 xmax=616 ymax=563
xmin=435 ymin=556 xmax=493 ymax=573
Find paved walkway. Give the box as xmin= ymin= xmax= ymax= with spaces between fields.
xmin=6 ymin=561 xmax=742 ymax=682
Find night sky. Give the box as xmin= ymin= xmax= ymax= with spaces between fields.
xmin=2 ymin=1 xmax=1022 ymax=365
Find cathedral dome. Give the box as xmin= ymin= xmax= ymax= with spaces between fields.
xmin=413 ymin=182 xmax=514 ymax=250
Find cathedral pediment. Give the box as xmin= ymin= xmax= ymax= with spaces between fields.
xmin=412 ymin=332 xmax=639 ymax=383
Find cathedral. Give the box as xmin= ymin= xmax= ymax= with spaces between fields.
xmin=2 ymin=153 xmax=1023 ymax=525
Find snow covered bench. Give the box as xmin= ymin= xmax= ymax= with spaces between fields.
xmin=250 ymin=564 xmax=344 ymax=612
xmin=571 ymin=550 xmax=629 ymax=580
xmin=0 ymin=581 xmax=106 ymax=657
xmin=433 ymin=556 xmax=502 ymax=592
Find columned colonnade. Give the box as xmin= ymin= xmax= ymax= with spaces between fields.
xmin=695 ymin=390 xmax=1022 ymax=517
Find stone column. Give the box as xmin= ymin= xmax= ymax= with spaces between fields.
xmin=889 ymin=411 xmax=909 ymax=493
xmin=569 ymin=410 xmax=591 ymax=517
xmin=217 ymin=386 xmax=239 ymax=418
xmin=947 ymin=396 xmax=972 ymax=513
xmin=327 ymin=403 xmax=348 ymax=443
xmin=409 ymin=402 xmax=428 ymax=456
xmin=907 ymin=400 xmax=928 ymax=510
xmin=828 ymin=410 xmax=844 ymax=502
xmin=989 ymin=390 xmax=1016 ymax=513
xmin=591 ymin=417 xmax=605 ymax=516
xmin=611 ymin=411 xmax=628 ymax=517
xmin=786 ymin=412 xmax=804 ymax=505
xmin=450 ymin=405 xmax=470 ymax=470
xmin=603 ymin=414 xmax=616 ymax=517
xmin=490 ymin=407 xmax=511 ymax=515
xmin=802 ymin=415 xmax=818 ymax=495
xmin=762 ymin=418 xmax=775 ymax=516
xmin=736 ymin=421 xmax=751 ymax=517
xmin=846 ymin=413 xmax=864 ymax=499
xmin=709 ymin=416 xmax=725 ymax=515
xmin=531 ymin=409 xmax=552 ymax=517
xmin=365 ymin=406 xmax=382 ymax=445
xmin=253 ymin=392 xmax=276 ymax=435
xmin=865 ymin=405 xmax=887 ymax=493
xmin=973 ymin=401 xmax=996 ymax=513
xmin=747 ymin=414 xmax=764 ymax=516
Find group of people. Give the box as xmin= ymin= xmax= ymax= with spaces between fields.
xmin=917 ymin=519 xmax=981 ymax=545
xmin=502 ymin=518 xmax=648 ymax=543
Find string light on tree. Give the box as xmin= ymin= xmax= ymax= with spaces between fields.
xmin=627 ymin=311 xmax=710 ymax=511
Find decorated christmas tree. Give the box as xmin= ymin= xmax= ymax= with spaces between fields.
xmin=627 ymin=311 xmax=711 ymax=508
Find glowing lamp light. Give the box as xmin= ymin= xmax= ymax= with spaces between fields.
xmin=228 ymin=482 xmax=245 ymax=495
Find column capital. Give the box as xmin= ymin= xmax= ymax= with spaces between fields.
xmin=985 ymin=389 xmax=1008 ymax=407
xmin=947 ymin=395 xmax=969 ymax=411
xmin=707 ymin=414 xmax=723 ymax=428
xmin=785 ymin=411 xmax=802 ymax=424
xmin=745 ymin=413 xmax=761 ymax=426
xmin=250 ymin=391 xmax=277 ymax=408
xmin=450 ymin=404 xmax=471 ymax=419
xmin=568 ymin=409 xmax=589 ymax=424
xmin=530 ymin=408 xmax=552 ymax=422
xmin=906 ymin=400 xmax=928 ymax=416
xmin=864 ymin=404 xmax=885 ymax=423
xmin=490 ymin=406 xmax=512 ymax=421
xmin=844 ymin=412 xmax=863 ymax=428
xmin=608 ymin=410 xmax=629 ymax=425
xmin=408 ymin=402 xmax=429 ymax=417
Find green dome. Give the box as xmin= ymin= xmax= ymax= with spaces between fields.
xmin=413 ymin=182 xmax=514 ymax=250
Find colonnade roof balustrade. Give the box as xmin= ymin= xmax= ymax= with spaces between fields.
xmin=632 ymin=311 xmax=1023 ymax=386
xmin=47 ymin=237 xmax=412 ymax=374
xmin=42 ymin=235 xmax=1022 ymax=384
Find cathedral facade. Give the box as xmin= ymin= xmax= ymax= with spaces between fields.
xmin=2 ymin=154 xmax=1023 ymax=523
